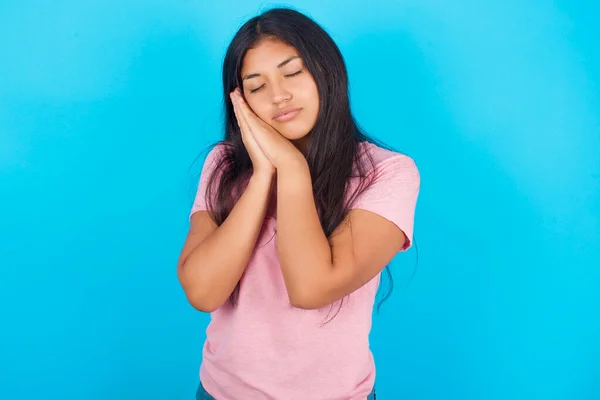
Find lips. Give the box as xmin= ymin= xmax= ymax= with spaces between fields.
xmin=273 ymin=107 xmax=302 ymax=122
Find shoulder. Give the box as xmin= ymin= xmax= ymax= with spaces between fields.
xmin=349 ymin=142 xmax=421 ymax=249
xmin=200 ymin=142 xmax=231 ymax=172
xmin=357 ymin=141 xmax=420 ymax=184
xmin=205 ymin=142 xmax=230 ymax=162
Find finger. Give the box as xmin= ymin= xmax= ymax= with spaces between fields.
xmin=230 ymin=96 xmax=240 ymax=125
xmin=230 ymin=92 xmax=242 ymax=123
xmin=232 ymin=95 xmax=252 ymax=137
xmin=234 ymin=90 xmax=254 ymax=120
xmin=238 ymin=101 xmax=268 ymax=137
xmin=234 ymin=93 xmax=256 ymax=133
xmin=234 ymin=91 xmax=272 ymax=131
xmin=233 ymin=91 xmax=273 ymax=145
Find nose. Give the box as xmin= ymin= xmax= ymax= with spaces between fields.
xmin=270 ymin=82 xmax=292 ymax=105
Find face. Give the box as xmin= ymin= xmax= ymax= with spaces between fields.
xmin=240 ymin=38 xmax=320 ymax=148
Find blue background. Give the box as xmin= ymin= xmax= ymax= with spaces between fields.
xmin=1 ymin=1 xmax=599 ymax=399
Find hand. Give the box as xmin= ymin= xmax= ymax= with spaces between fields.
xmin=230 ymin=90 xmax=275 ymax=179
xmin=230 ymin=89 xmax=304 ymax=170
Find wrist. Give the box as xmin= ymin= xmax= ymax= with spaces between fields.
xmin=250 ymin=170 xmax=275 ymax=186
xmin=276 ymin=154 xmax=309 ymax=175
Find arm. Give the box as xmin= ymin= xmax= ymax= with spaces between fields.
xmin=276 ymin=157 xmax=414 ymax=310
xmin=226 ymin=90 xmax=419 ymax=309
xmin=177 ymin=173 xmax=273 ymax=312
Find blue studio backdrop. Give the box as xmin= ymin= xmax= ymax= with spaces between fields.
xmin=1 ymin=1 xmax=599 ymax=399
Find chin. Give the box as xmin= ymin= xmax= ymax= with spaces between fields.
xmin=280 ymin=130 xmax=309 ymax=141
xmin=275 ymin=122 xmax=313 ymax=141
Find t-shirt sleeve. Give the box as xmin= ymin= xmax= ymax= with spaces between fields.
xmin=350 ymin=154 xmax=420 ymax=251
xmin=189 ymin=144 xmax=226 ymax=219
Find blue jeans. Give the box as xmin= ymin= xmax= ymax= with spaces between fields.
xmin=196 ymin=381 xmax=376 ymax=399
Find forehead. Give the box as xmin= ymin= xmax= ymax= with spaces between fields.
xmin=241 ymin=39 xmax=300 ymax=72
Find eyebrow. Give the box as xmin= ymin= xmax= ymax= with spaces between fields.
xmin=242 ymin=56 xmax=301 ymax=81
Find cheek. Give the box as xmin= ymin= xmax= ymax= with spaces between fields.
xmin=301 ymin=80 xmax=320 ymax=111
xmin=304 ymin=91 xmax=320 ymax=122
xmin=245 ymin=99 xmax=270 ymax=122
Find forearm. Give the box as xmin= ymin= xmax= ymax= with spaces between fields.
xmin=276 ymin=159 xmax=334 ymax=305
xmin=181 ymin=173 xmax=273 ymax=310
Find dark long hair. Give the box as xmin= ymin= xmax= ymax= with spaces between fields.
xmin=202 ymin=7 xmax=405 ymax=313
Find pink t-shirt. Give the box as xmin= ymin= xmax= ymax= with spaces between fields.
xmin=189 ymin=141 xmax=420 ymax=400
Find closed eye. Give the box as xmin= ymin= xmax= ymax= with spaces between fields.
xmin=249 ymin=70 xmax=303 ymax=93
xmin=285 ymin=70 xmax=303 ymax=78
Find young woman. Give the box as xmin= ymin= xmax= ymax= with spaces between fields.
xmin=178 ymin=7 xmax=420 ymax=400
